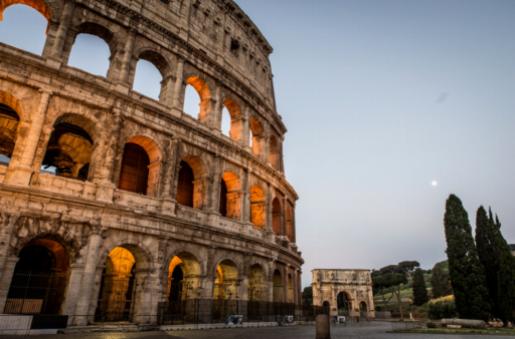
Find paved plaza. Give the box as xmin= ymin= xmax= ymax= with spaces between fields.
xmin=1 ymin=322 xmax=512 ymax=339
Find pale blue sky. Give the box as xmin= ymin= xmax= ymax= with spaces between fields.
xmin=1 ymin=1 xmax=514 ymax=287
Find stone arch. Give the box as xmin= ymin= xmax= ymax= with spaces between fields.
xmin=41 ymin=113 xmax=96 ymax=181
xmin=130 ymin=49 xmax=171 ymax=101
xmin=0 ymin=101 xmax=20 ymax=164
xmin=94 ymin=241 xmax=153 ymax=322
xmin=271 ymin=197 xmax=282 ymax=236
xmin=0 ymin=0 xmax=52 ymax=21
xmin=213 ymin=259 xmax=239 ymax=300
xmin=336 ymin=291 xmax=352 ymax=316
xmin=220 ymin=171 xmax=241 ymax=219
xmin=65 ymin=21 xmax=116 ymax=76
xmin=183 ymin=75 xmax=212 ymax=122
xmin=166 ymin=252 xmax=201 ymax=306
xmin=268 ymin=134 xmax=281 ymax=170
xmin=287 ymin=272 xmax=294 ymax=303
xmin=4 ymin=236 xmax=70 ymax=315
xmin=118 ymin=135 xmax=162 ymax=196
xmin=249 ymin=184 xmax=266 ymax=229
xmin=359 ymin=301 xmax=367 ymax=318
xmin=249 ymin=115 xmax=264 ymax=156
xmin=322 ymin=300 xmax=330 ymax=315
xmin=176 ymin=155 xmax=205 ymax=209
xmin=222 ymin=97 xmax=243 ymax=142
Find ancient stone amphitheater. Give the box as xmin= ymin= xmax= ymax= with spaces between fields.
xmin=0 ymin=0 xmax=302 ymax=327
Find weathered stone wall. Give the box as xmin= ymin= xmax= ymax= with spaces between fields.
xmin=312 ymin=269 xmax=375 ymax=319
xmin=0 ymin=0 xmax=301 ymax=326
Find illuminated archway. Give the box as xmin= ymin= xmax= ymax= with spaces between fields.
xmin=212 ymin=259 xmax=239 ymax=321
xmin=176 ymin=157 xmax=204 ymax=209
xmin=268 ymin=135 xmax=281 ymax=170
xmin=250 ymin=185 xmax=265 ymax=229
xmin=272 ymin=269 xmax=284 ymax=303
xmin=0 ymin=102 xmax=19 ymax=165
xmin=183 ymin=76 xmax=211 ymax=122
xmin=249 ymin=116 xmax=264 ymax=156
xmin=222 ymin=98 xmax=243 ymax=142
xmin=41 ymin=115 xmax=95 ymax=180
xmin=220 ymin=171 xmax=241 ymax=219
xmin=272 ymin=197 xmax=282 ymax=236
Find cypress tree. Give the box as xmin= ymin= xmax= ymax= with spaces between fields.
xmin=444 ymin=194 xmax=490 ymax=320
xmin=412 ymin=268 xmax=429 ymax=306
xmin=431 ymin=261 xmax=452 ymax=298
xmin=488 ymin=211 xmax=513 ymax=323
xmin=475 ymin=206 xmax=498 ymax=315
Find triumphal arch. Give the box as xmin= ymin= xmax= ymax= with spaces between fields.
xmin=312 ymin=269 xmax=375 ymax=319
xmin=0 ymin=0 xmax=302 ymax=327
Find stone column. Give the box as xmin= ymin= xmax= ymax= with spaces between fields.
xmin=160 ymin=140 xmax=178 ymax=216
xmin=159 ymin=75 xmax=176 ymax=108
xmin=62 ymin=263 xmax=85 ymax=325
xmin=73 ymin=234 xmax=102 ymax=326
xmin=0 ymin=256 xmax=18 ymax=313
xmin=171 ymin=59 xmax=185 ymax=116
xmin=241 ymin=108 xmax=250 ymax=148
xmin=4 ymin=90 xmax=51 ymax=187
xmin=118 ymin=30 xmax=136 ymax=85
xmin=241 ymin=169 xmax=250 ymax=223
xmin=211 ymin=85 xmax=223 ymax=131
xmin=42 ymin=0 xmax=75 ymax=65
xmin=207 ymin=157 xmax=222 ymax=213
xmin=262 ymin=123 xmax=271 ymax=163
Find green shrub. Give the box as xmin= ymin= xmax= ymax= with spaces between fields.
xmin=428 ymin=300 xmax=456 ymax=319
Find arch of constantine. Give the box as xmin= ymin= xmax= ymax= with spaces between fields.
xmin=0 ymin=0 xmax=302 ymax=326
xmin=312 ymin=269 xmax=375 ymax=320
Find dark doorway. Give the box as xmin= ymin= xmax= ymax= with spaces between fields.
xmin=337 ymin=292 xmax=350 ymax=316
xmin=219 ymin=179 xmax=228 ymax=216
xmin=5 ymin=239 xmax=69 ymax=315
xmin=118 ymin=143 xmax=150 ymax=194
xmin=176 ymin=161 xmax=194 ymax=207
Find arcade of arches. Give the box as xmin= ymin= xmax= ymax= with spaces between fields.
xmin=311 ymin=269 xmax=375 ymax=319
xmin=0 ymin=0 xmax=302 ymax=328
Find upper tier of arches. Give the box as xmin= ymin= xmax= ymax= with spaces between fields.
xmin=0 ymin=0 xmax=285 ymax=173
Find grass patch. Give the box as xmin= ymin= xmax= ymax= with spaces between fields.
xmin=393 ymin=327 xmax=515 ymax=336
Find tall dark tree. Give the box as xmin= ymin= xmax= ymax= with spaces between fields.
xmin=444 ymin=194 xmax=490 ymax=320
xmin=431 ymin=261 xmax=452 ymax=298
xmin=476 ymin=208 xmax=514 ymax=323
xmin=412 ymin=268 xmax=429 ymax=306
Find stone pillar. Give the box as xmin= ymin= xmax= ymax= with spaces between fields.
xmin=241 ymin=169 xmax=250 ymax=223
xmin=0 ymin=256 xmax=18 ymax=313
xmin=118 ymin=30 xmax=136 ymax=85
xmin=73 ymin=234 xmax=102 ymax=326
xmin=241 ymin=107 xmax=250 ymax=148
xmin=262 ymin=123 xmax=271 ymax=163
xmin=159 ymin=75 xmax=176 ymax=108
xmin=171 ymin=59 xmax=185 ymax=115
xmin=265 ymin=183 xmax=273 ymax=237
xmin=160 ymin=140 xmax=178 ymax=215
xmin=42 ymin=0 xmax=75 ymax=64
xmin=4 ymin=90 xmax=51 ymax=187
xmin=211 ymin=85 xmax=223 ymax=131
xmin=62 ymin=263 xmax=85 ymax=325
xmin=207 ymin=158 xmax=222 ymax=213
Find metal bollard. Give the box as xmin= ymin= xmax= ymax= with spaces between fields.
xmin=315 ymin=314 xmax=331 ymax=339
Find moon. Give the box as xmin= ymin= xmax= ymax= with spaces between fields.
xmin=431 ymin=180 xmax=438 ymax=187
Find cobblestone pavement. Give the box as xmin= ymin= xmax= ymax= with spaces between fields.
xmin=0 ymin=321 xmax=511 ymax=339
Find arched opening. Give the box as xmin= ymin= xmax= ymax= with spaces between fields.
xmin=337 ymin=292 xmax=351 ymax=316
xmin=132 ymin=51 xmax=168 ymax=101
xmin=287 ymin=273 xmax=294 ymax=303
xmin=0 ymin=103 xmax=20 ymax=165
xmin=272 ymin=197 xmax=282 ymax=236
xmin=221 ymin=107 xmax=231 ymax=137
xmin=220 ymin=171 xmax=241 ymax=219
xmin=212 ymin=260 xmax=239 ymax=321
xmin=0 ymin=3 xmax=48 ymax=55
xmin=67 ymin=23 xmax=112 ymax=77
xmin=4 ymin=238 xmax=69 ymax=315
xmin=118 ymin=143 xmax=149 ymax=195
xmin=166 ymin=253 xmax=200 ymax=320
xmin=41 ymin=117 xmax=94 ymax=181
xmin=222 ymin=98 xmax=243 ymax=142
xmin=183 ymin=76 xmax=211 ymax=121
xmin=95 ymin=246 xmax=137 ymax=322
xmin=322 ymin=301 xmax=330 ymax=315
xmin=118 ymin=136 xmax=161 ymax=196
xmin=132 ymin=60 xmax=162 ymax=100
xmin=176 ymin=160 xmax=194 ymax=207
xmin=285 ymin=204 xmax=294 ymax=242
xmin=249 ymin=116 xmax=264 ymax=156
xmin=359 ymin=301 xmax=367 ymax=319
xmin=268 ymin=135 xmax=281 ymax=170
xmin=250 ymin=185 xmax=265 ymax=229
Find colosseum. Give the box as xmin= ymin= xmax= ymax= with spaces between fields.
xmin=0 ymin=0 xmax=302 ymax=327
